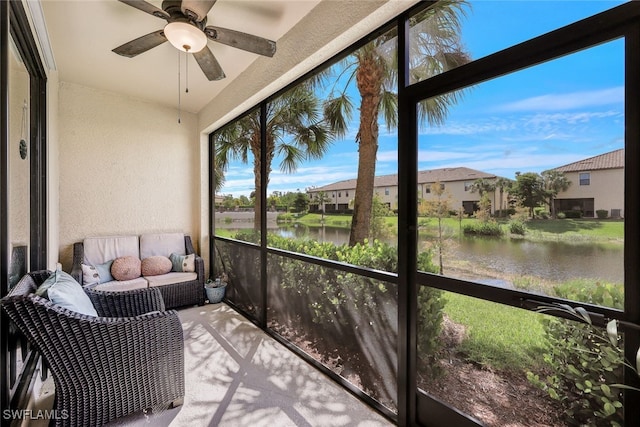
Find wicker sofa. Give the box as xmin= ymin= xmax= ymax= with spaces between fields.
xmin=0 ymin=270 xmax=185 ymax=427
xmin=71 ymin=232 xmax=205 ymax=309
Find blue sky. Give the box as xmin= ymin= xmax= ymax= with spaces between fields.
xmin=221 ymin=1 xmax=627 ymax=197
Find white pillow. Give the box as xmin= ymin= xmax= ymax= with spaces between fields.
xmin=82 ymin=264 xmax=100 ymax=286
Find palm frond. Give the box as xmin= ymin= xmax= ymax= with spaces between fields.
xmin=323 ymin=94 xmax=353 ymax=138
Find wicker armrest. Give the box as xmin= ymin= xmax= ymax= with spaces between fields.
xmin=1 ymin=296 xmax=184 ymax=426
xmin=70 ymin=242 xmax=84 ymax=285
xmin=84 ymin=284 xmax=166 ymax=317
xmin=185 ymin=236 xmax=205 ymax=285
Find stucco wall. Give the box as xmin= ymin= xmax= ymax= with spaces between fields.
xmin=57 ymin=82 xmax=200 ymax=270
xmin=557 ymin=169 xmax=624 ymax=217
xmin=8 ymin=48 xmax=30 ymax=255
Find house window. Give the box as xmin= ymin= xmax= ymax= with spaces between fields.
xmin=425 ymin=185 xmax=431 ymax=194
xmin=464 ymin=181 xmax=472 ymax=191
xmin=346 ymin=191 xmax=349 ymax=197
xmin=338 ymin=192 xmax=341 ymax=197
xmin=440 ymin=183 xmax=445 ymax=190
xmin=385 ymin=188 xmax=390 ymax=196
xmin=579 ymin=172 xmax=590 ymax=185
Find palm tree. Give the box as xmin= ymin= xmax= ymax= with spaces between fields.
xmin=494 ymin=177 xmax=512 ymax=217
xmin=542 ymin=170 xmax=571 ymax=218
xmin=214 ymin=85 xmax=333 ymax=228
xmin=469 ymin=178 xmax=496 ymax=197
xmin=315 ymin=190 xmax=332 ymax=223
xmin=324 ymin=0 xmax=471 ymax=246
xmin=470 ymin=178 xmax=496 ymax=216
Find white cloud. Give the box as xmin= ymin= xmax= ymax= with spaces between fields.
xmin=497 ymin=87 xmax=623 ymax=112
xmin=220 ymin=165 xmax=358 ymax=196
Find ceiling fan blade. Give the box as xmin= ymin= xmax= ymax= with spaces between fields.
xmin=113 ymin=30 xmax=167 ymax=58
xmin=193 ymin=46 xmax=225 ymax=81
xmin=117 ymin=0 xmax=170 ymax=20
xmin=205 ymin=26 xmax=276 ymax=57
xmin=181 ymin=0 xmax=217 ymax=22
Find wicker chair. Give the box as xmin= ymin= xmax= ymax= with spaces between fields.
xmin=1 ymin=270 xmax=185 ymax=427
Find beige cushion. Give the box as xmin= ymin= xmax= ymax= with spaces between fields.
xmin=83 ymin=235 xmax=139 ymax=266
xmin=145 ymin=272 xmax=197 ymax=288
xmin=94 ymin=278 xmax=149 ymax=292
xmin=139 ymin=233 xmax=185 ymax=259
xmin=111 ymin=256 xmax=142 ymax=281
xmin=141 ymin=256 xmax=172 ymax=276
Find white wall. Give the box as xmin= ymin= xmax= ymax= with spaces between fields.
xmin=57 ymin=82 xmax=200 ymax=269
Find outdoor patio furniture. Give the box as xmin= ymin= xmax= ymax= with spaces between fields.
xmin=71 ymin=233 xmax=205 ymax=309
xmin=0 ymin=270 xmax=185 ymax=427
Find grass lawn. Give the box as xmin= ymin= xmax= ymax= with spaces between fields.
xmin=443 ymin=291 xmax=547 ymax=371
xmin=524 ymin=218 xmax=623 ymax=240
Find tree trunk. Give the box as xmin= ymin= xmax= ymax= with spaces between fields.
xmin=252 ymin=133 xmax=274 ymax=230
xmin=349 ymin=54 xmax=382 ymax=246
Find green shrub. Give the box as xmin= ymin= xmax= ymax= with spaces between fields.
xmin=265 ymin=235 xmax=444 ymax=381
xmin=529 ymin=282 xmax=625 ymax=426
xmin=553 ymin=280 xmax=623 ymax=310
xmin=462 ymin=221 xmax=504 ymax=236
xmin=556 ymin=212 xmax=566 ymax=219
xmin=277 ymin=213 xmax=295 ymax=222
xmin=534 ymin=207 xmax=549 ymax=219
xmin=562 ymin=210 xmax=583 ymax=218
xmin=596 ymin=209 xmax=609 ymax=219
xmin=508 ymin=219 xmax=526 ymax=235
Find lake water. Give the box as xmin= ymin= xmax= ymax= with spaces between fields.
xmin=219 ymin=224 xmax=624 ymax=285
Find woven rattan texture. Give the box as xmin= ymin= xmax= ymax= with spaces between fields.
xmin=71 ymin=235 xmax=205 ymax=309
xmin=1 ymin=271 xmax=185 ymax=426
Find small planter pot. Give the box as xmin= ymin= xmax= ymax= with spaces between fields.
xmin=205 ymin=283 xmax=227 ymax=304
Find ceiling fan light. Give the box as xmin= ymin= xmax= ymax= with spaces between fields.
xmin=164 ymin=22 xmax=207 ymax=53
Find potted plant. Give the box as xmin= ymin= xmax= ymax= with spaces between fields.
xmin=205 ymin=272 xmax=227 ymax=303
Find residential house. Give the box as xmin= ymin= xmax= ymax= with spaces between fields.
xmin=308 ymin=167 xmax=507 ymax=215
xmin=552 ymin=149 xmax=624 ymax=218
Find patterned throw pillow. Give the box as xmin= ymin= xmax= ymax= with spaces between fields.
xmin=169 ymin=253 xmax=195 ymax=272
xmin=81 ymin=260 xmax=114 ymax=285
xmin=81 ymin=264 xmax=100 ymax=286
xmin=111 ymin=256 xmax=142 ymax=281
xmin=141 ymin=256 xmax=173 ymax=276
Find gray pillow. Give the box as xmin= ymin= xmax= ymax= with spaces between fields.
xmin=36 ymin=271 xmax=98 ymax=317
xmin=95 ymin=259 xmax=114 ymax=283
xmin=169 ymin=252 xmax=195 ymax=272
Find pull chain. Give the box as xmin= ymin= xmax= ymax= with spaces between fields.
xmin=185 ymin=50 xmax=189 ymax=94
xmin=177 ymin=50 xmax=181 ymax=124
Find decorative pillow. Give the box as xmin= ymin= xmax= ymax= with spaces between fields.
xmin=81 ymin=260 xmax=114 ymax=285
xmin=81 ymin=264 xmax=100 ymax=286
xmin=111 ymin=256 xmax=142 ymax=281
xmin=141 ymin=256 xmax=172 ymax=276
xmin=95 ymin=260 xmax=114 ymax=283
xmin=35 ymin=271 xmax=98 ymax=316
xmin=169 ymin=252 xmax=195 ymax=272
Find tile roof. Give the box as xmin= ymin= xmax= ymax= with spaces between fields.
xmin=309 ymin=167 xmax=497 ymax=192
xmin=553 ymin=149 xmax=624 ymax=173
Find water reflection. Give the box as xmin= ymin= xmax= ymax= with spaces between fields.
xmin=220 ymin=224 xmax=623 ymax=285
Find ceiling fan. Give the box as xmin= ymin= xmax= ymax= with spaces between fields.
xmin=112 ymin=0 xmax=277 ymax=81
